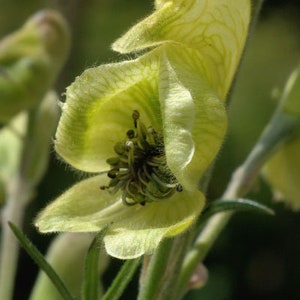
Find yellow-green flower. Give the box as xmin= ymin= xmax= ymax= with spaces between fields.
xmin=36 ymin=0 xmax=250 ymax=259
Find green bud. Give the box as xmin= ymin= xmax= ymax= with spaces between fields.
xmin=0 ymin=9 xmax=70 ymax=122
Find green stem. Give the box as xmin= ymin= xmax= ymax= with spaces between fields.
xmin=9 ymin=223 xmax=74 ymax=300
xmin=178 ymin=111 xmax=300 ymax=296
xmin=138 ymin=238 xmax=175 ymax=300
xmin=102 ymin=258 xmax=141 ymax=300
xmin=0 ymin=110 xmax=35 ymax=300
xmin=82 ymin=226 xmax=110 ymax=300
xmin=178 ymin=211 xmax=232 ymax=296
xmin=0 ymin=108 xmax=49 ymax=300
xmin=0 ymin=175 xmax=32 ymax=300
xmin=156 ymin=233 xmax=192 ymax=300
xmin=138 ymin=233 xmax=192 ymax=300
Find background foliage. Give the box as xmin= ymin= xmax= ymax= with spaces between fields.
xmin=1 ymin=1 xmax=300 ymax=299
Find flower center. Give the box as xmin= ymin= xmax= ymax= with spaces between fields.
xmin=101 ymin=110 xmax=182 ymax=206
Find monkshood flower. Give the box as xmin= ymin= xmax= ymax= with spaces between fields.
xmin=0 ymin=10 xmax=70 ymax=122
xmin=263 ymin=64 xmax=300 ymax=211
xmin=36 ymin=0 xmax=251 ymax=259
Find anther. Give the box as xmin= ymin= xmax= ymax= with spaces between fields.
xmin=108 ymin=169 xmax=118 ymax=179
xmin=176 ymin=184 xmax=183 ymax=192
xmin=127 ymin=129 xmax=135 ymax=139
xmin=101 ymin=110 xmax=183 ymax=206
xmin=106 ymin=157 xmax=120 ymax=165
xmin=114 ymin=142 xmax=126 ymax=155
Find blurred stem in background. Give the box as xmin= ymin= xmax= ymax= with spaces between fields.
xmin=0 ymin=93 xmax=59 ymax=300
xmin=0 ymin=10 xmax=70 ymax=300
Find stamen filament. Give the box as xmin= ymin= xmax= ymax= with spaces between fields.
xmin=151 ymin=172 xmax=178 ymax=189
xmin=101 ymin=110 xmax=183 ymax=206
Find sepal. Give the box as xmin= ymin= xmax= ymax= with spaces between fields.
xmin=113 ymin=0 xmax=251 ymax=99
xmin=36 ymin=175 xmax=204 ymax=259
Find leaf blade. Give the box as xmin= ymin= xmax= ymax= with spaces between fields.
xmin=8 ymin=222 xmax=74 ymax=300
xmin=199 ymin=198 xmax=274 ymax=225
xmin=81 ymin=225 xmax=110 ymax=300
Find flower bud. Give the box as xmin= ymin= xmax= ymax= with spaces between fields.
xmin=0 ymin=9 xmax=70 ymax=122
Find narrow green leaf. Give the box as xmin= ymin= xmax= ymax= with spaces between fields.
xmin=199 ymin=198 xmax=274 ymax=225
xmin=138 ymin=239 xmax=173 ymax=300
xmin=102 ymin=258 xmax=141 ymax=300
xmin=8 ymin=222 xmax=74 ymax=300
xmin=82 ymin=225 xmax=110 ymax=300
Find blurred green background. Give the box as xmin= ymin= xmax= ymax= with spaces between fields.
xmin=1 ymin=0 xmax=300 ymax=299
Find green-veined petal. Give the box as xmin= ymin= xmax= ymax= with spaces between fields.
xmin=159 ymin=45 xmax=227 ymax=188
xmin=35 ymin=175 xmax=204 ymax=259
xmin=113 ymin=0 xmax=250 ymax=99
xmin=55 ymin=52 xmax=162 ymax=173
xmin=36 ymin=176 xmax=125 ymax=232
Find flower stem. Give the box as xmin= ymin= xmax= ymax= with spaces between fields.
xmin=0 ymin=105 xmax=56 ymax=300
xmin=138 ymin=238 xmax=174 ymax=300
xmin=0 ymin=174 xmax=32 ymax=300
xmin=156 ymin=233 xmax=193 ymax=300
xmin=102 ymin=258 xmax=141 ymax=300
xmin=138 ymin=231 xmax=193 ymax=300
xmin=0 ymin=109 xmax=34 ymax=300
xmin=177 ymin=109 xmax=300 ymax=296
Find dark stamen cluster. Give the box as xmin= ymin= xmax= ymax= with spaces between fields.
xmin=100 ymin=110 xmax=182 ymax=206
